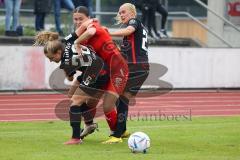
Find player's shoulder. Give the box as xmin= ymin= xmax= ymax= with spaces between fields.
xmin=128 ymin=18 xmax=143 ymax=30
xmin=128 ymin=18 xmax=140 ymax=26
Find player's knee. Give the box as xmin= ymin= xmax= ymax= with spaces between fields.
xmin=71 ymin=96 xmax=85 ymax=106
xmin=103 ymin=105 xmax=115 ymax=113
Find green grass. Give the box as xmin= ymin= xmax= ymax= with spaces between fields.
xmin=0 ymin=116 xmax=240 ymax=160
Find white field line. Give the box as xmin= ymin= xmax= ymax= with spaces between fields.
xmin=0 ymin=93 xmax=240 ymax=100
xmin=0 ymin=109 xmax=239 ymax=117
xmin=1 ymin=95 xmax=240 ymax=99
xmin=1 ymin=105 xmax=240 ymax=111
xmin=0 ymin=103 xmax=58 ymax=106
xmin=1 ymin=103 xmax=240 ymax=107
xmin=2 ymin=99 xmax=240 ymax=103
xmin=0 ymin=99 xmax=63 ymax=102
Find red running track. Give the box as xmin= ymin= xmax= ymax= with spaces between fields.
xmin=0 ymin=91 xmax=240 ymax=122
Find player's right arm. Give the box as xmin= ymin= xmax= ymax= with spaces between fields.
xmin=110 ymin=19 xmax=138 ymax=37
xmin=74 ymin=26 xmax=96 ymax=44
xmin=110 ymin=26 xmax=135 ymax=37
xmin=60 ymin=63 xmax=76 ymax=81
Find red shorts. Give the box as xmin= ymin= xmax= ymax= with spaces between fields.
xmin=105 ymin=53 xmax=128 ymax=95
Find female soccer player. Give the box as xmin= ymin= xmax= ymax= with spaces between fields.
xmin=68 ymin=6 xmax=129 ymax=139
xmin=34 ymin=31 xmax=109 ymax=145
xmin=104 ymin=3 xmax=150 ymax=143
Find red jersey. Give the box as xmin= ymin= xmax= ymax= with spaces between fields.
xmin=81 ymin=21 xmax=129 ymax=95
xmin=82 ymin=21 xmax=120 ymax=67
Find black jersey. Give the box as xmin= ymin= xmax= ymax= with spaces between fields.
xmin=120 ymin=18 xmax=149 ymax=65
xmin=60 ymin=41 xmax=107 ymax=86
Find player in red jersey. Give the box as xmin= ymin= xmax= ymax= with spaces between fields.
xmin=66 ymin=6 xmax=129 ymax=139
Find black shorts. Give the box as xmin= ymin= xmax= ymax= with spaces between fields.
xmin=125 ymin=68 xmax=149 ymax=96
xmin=77 ymin=74 xmax=109 ymax=96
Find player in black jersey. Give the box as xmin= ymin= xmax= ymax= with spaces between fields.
xmin=34 ymin=31 xmax=109 ymax=145
xmin=103 ymin=3 xmax=150 ymax=144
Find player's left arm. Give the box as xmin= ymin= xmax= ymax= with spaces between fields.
xmin=60 ymin=65 xmax=76 ymax=81
xmin=110 ymin=26 xmax=135 ymax=37
xmin=63 ymin=19 xmax=96 ymax=44
xmin=76 ymin=19 xmax=94 ymax=35
xmin=76 ymin=27 xmax=96 ymax=43
xmin=75 ymin=24 xmax=96 ymax=44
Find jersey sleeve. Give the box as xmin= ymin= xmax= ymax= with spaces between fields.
xmin=63 ymin=32 xmax=78 ymax=43
xmin=127 ymin=18 xmax=139 ymax=30
xmin=60 ymin=63 xmax=76 ymax=77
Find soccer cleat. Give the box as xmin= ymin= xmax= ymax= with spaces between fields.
xmin=102 ymin=136 xmax=123 ymax=144
xmin=64 ymin=138 xmax=82 ymax=145
xmin=80 ymin=123 xmax=98 ymax=139
xmin=121 ymin=131 xmax=131 ymax=138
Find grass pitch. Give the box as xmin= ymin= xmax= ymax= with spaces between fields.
xmin=0 ymin=116 xmax=240 ymax=160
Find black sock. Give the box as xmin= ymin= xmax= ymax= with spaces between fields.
xmin=81 ymin=103 xmax=95 ymax=125
xmin=114 ymin=96 xmax=129 ymax=138
xmin=69 ymin=105 xmax=82 ymax=139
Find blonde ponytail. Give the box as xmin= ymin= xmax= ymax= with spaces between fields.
xmin=33 ymin=31 xmax=64 ymax=56
xmin=34 ymin=31 xmax=59 ymax=46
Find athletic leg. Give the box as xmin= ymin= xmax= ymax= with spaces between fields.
xmin=64 ymin=87 xmax=91 ymax=145
xmin=80 ymin=98 xmax=100 ymax=139
xmin=113 ymin=68 xmax=150 ymax=139
xmin=102 ymin=92 xmax=119 ymax=132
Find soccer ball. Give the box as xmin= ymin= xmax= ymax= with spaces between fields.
xmin=128 ymin=132 xmax=150 ymax=153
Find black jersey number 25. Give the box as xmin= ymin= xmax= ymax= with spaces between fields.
xmin=142 ymin=29 xmax=148 ymax=52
